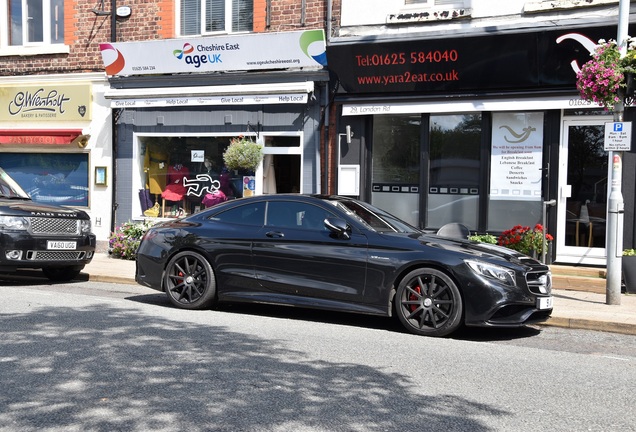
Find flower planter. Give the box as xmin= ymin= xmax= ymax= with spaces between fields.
xmin=622 ymin=255 xmax=636 ymax=294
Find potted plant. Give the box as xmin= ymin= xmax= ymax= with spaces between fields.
xmin=223 ymin=136 xmax=263 ymax=173
xmin=576 ymin=38 xmax=636 ymax=111
xmin=223 ymin=136 xmax=263 ymax=197
xmin=468 ymin=233 xmax=498 ymax=244
xmin=622 ymin=249 xmax=636 ymax=294
xmin=498 ymin=224 xmax=554 ymax=261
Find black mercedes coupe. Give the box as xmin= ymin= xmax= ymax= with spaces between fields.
xmin=135 ymin=194 xmax=553 ymax=337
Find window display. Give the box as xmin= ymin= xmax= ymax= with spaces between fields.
xmin=138 ymin=136 xmax=249 ymax=218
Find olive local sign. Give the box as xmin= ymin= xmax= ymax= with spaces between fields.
xmin=99 ymin=30 xmax=327 ymax=77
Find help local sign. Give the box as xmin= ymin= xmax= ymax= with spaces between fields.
xmin=604 ymin=122 xmax=632 ymax=151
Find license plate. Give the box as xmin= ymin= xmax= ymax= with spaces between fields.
xmin=537 ymin=296 xmax=553 ymax=310
xmin=47 ymin=241 xmax=77 ymax=250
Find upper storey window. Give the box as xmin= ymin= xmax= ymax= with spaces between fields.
xmin=7 ymin=0 xmax=64 ymax=46
xmin=180 ymin=0 xmax=253 ymax=36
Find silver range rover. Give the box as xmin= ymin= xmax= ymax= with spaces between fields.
xmin=0 ymin=167 xmax=96 ymax=281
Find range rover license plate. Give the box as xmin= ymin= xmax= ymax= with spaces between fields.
xmin=537 ymin=296 xmax=553 ymax=310
xmin=47 ymin=241 xmax=77 ymax=250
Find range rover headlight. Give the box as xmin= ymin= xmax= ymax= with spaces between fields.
xmin=0 ymin=215 xmax=29 ymax=231
xmin=465 ymin=260 xmax=516 ymax=287
xmin=80 ymin=219 xmax=92 ymax=234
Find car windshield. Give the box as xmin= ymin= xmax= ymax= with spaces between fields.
xmin=0 ymin=168 xmax=30 ymax=199
xmin=331 ymin=199 xmax=420 ymax=234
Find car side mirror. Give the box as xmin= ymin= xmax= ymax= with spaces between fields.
xmin=325 ymin=217 xmax=351 ymax=240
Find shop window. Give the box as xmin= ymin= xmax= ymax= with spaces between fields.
xmin=370 ymin=115 xmax=421 ymax=227
xmin=179 ymin=0 xmax=252 ymax=36
xmin=136 ymin=134 xmax=303 ymax=219
xmin=487 ymin=112 xmax=544 ymax=232
xmin=0 ymin=153 xmax=89 ymax=207
xmin=3 ymin=0 xmax=64 ymax=46
xmin=427 ymin=114 xmax=481 ymax=230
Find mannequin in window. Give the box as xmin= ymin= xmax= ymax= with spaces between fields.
xmin=143 ymin=144 xmax=169 ymax=198
xmin=162 ymin=161 xmax=190 ymax=202
xmin=203 ymin=157 xmax=219 ymax=179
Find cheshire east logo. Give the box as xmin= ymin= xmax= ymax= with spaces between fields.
xmin=299 ymin=30 xmax=327 ymax=66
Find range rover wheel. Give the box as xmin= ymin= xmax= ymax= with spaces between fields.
xmin=164 ymin=251 xmax=217 ymax=310
xmin=42 ymin=266 xmax=84 ymax=282
xmin=395 ymin=268 xmax=463 ymax=337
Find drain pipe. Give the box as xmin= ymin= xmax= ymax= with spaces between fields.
xmin=327 ymin=0 xmax=332 ymax=40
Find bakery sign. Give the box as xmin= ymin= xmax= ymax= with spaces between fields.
xmin=0 ymin=84 xmax=92 ymax=122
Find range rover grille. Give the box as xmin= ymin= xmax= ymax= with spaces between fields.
xmin=26 ymin=251 xmax=87 ymax=261
xmin=29 ymin=217 xmax=80 ymax=236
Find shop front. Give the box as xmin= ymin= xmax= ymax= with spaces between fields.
xmin=0 ymin=74 xmax=114 ymax=245
xmin=327 ymin=24 xmax=636 ymax=265
xmin=99 ymin=30 xmax=329 ymax=228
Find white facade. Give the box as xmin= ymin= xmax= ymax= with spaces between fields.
xmin=338 ymin=0 xmax=624 ymax=38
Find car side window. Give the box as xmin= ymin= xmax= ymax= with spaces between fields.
xmin=209 ymin=202 xmax=265 ymax=226
xmin=266 ymin=202 xmax=334 ymax=230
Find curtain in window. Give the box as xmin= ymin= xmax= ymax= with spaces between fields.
xmin=206 ymin=0 xmax=225 ymax=32
xmin=232 ymin=0 xmax=252 ymax=32
xmin=181 ymin=0 xmax=251 ymax=34
xmin=181 ymin=0 xmax=201 ymax=35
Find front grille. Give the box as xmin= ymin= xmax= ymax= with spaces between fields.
xmin=526 ymin=270 xmax=552 ymax=295
xmin=29 ymin=217 xmax=80 ymax=236
xmin=26 ymin=251 xmax=87 ymax=261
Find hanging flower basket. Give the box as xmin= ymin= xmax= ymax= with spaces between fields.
xmin=576 ymin=38 xmax=636 ymax=111
xmin=222 ymin=136 xmax=263 ymax=172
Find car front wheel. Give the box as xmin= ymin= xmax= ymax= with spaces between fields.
xmin=395 ymin=268 xmax=463 ymax=337
xmin=164 ymin=251 xmax=217 ymax=310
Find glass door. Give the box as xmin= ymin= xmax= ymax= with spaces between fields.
xmin=556 ymin=119 xmax=611 ymax=265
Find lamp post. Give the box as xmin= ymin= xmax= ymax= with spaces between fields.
xmin=606 ymin=0 xmax=630 ymax=305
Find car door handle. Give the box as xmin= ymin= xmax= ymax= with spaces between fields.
xmin=266 ymin=231 xmax=285 ymax=238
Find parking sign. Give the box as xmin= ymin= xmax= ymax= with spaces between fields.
xmin=604 ymin=122 xmax=632 ymax=151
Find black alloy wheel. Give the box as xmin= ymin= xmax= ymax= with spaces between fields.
xmin=395 ymin=268 xmax=463 ymax=337
xmin=164 ymin=251 xmax=217 ymax=310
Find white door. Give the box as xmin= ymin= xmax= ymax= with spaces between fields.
xmin=556 ymin=118 xmax=612 ymax=265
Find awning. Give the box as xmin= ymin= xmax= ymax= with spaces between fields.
xmin=104 ymin=81 xmax=315 ymax=108
xmin=0 ymin=129 xmax=84 ymax=145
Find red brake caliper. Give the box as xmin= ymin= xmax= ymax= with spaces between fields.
xmin=409 ymin=285 xmax=421 ymax=312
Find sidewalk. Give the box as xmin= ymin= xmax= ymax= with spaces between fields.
xmin=82 ymin=253 xmax=636 ymax=336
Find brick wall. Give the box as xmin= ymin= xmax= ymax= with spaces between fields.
xmin=266 ymin=0 xmax=326 ymax=32
xmin=0 ymin=0 xmax=165 ymax=76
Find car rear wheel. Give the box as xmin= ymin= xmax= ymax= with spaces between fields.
xmin=164 ymin=251 xmax=217 ymax=310
xmin=395 ymin=268 xmax=463 ymax=337
xmin=42 ymin=265 xmax=84 ymax=282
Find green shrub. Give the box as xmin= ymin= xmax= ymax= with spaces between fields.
xmin=468 ymin=233 xmax=498 ymax=244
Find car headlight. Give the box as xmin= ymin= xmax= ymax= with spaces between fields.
xmin=0 ymin=215 xmax=29 ymax=231
xmin=465 ymin=260 xmax=516 ymax=287
xmin=80 ymin=219 xmax=92 ymax=234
